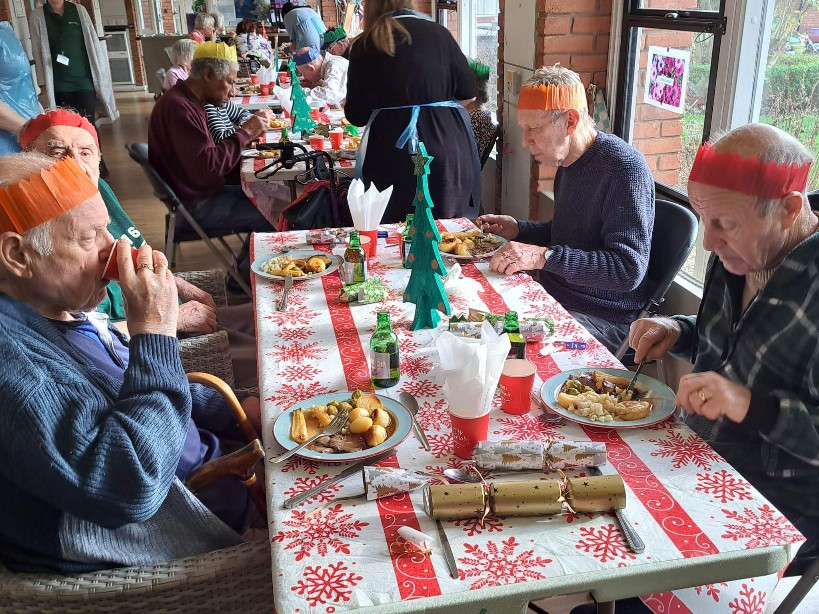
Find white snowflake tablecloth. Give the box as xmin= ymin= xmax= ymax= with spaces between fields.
xmin=253 ymin=220 xmax=804 ymax=614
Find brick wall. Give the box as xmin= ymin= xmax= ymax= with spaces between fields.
xmin=162 ymin=0 xmax=175 ymax=33
xmin=0 ymin=0 xmax=11 ymax=23
xmin=124 ymin=0 xmax=147 ymax=86
xmin=800 ymin=8 xmax=819 ymax=33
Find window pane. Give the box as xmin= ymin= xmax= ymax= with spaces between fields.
xmin=637 ymin=0 xmax=721 ymax=10
xmin=626 ymin=27 xmax=714 ymax=281
xmin=758 ymin=0 xmax=819 ymax=190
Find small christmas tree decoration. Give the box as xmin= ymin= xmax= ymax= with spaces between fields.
xmin=403 ymin=142 xmax=451 ymax=330
xmin=289 ymin=62 xmax=317 ymax=134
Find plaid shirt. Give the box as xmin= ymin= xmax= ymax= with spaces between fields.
xmin=674 ymin=232 xmax=819 ymax=495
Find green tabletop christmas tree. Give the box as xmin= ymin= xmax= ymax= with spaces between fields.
xmin=289 ymin=61 xmax=317 ymax=134
xmin=403 ymin=142 xmax=451 ymax=330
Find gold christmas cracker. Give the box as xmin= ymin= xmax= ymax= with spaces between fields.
xmin=489 ymin=480 xmax=563 ymax=516
xmin=362 ymin=466 xmax=428 ymax=500
xmin=472 ymin=440 xmax=607 ymax=471
xmin=423 ymin=483 xmax=487 ymax=520
xmin=565 ymin=475 xmax=626 ymax=512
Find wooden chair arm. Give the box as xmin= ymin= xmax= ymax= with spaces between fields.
xmin=187 ymin=439 xmax=264 ymax=493
xmin=186 ymin=372 xmax=260 ymax=443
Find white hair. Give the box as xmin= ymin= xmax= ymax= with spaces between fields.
xmin=209 ymin=11 xmax=224 ymax=28
xmin=171 ymin=39 xmax=197 ymax=67
xmin=189 ymin=57 xmax=237 ymax=80
xmin=22 ymin=222 xmax=53 ymax=257
xmin=194 ymin=13 xmax=215 ymax=29
xmin=523 ymin=64 xmax=594 ymax=127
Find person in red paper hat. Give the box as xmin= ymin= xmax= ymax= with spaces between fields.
xmin=630 ymin=123 xmax=819 ymax=576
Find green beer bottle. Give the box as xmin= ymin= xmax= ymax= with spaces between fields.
xmin=401 ymin=213 xmax=415 ymax=268
xmin=370 ymin=311 xmax=400 ymax=388
xmin=344 ymin=231 xmax=367 ymax=284
xmin=504 ymin=311 xmax=526 ymax=359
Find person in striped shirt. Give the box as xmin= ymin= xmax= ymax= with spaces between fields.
xmin=204 ymin=98 xmax=254 ymax=144
xmin=630 ymin=123 xmax=818 ymax=575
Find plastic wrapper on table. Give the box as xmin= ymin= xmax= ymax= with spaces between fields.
xmin=472 ymin=439 xmax=607 ymax=471
xmin=338 ymin=277 xmax=388 ymax=303
xmin=362 ymin=466 xmax=428 ymax=500
xmin=449 ymin=311 xmax=554 ymax=343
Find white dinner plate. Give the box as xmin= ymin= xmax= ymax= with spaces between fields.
xmin=241 ymin=149 xmax=281 ymax=159
xmin=540 ymin=368 xmax=677 ymax=429
xmin=440 ymin=233 xmax=508 ymax=260
xmin=251 ymin=250 xmax=341 ymax=281
xmin=272 ymin=393 xmax=413 ymax=463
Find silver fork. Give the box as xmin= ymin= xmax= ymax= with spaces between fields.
xmin=270 ymin=409 xmax=350 ymax=464
xmin=277 ymin=274 xmax=294 ymax=311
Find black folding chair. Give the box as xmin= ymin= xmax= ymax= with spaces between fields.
xmin=125 ymin=143 xmax=252 ymax=297
xmin=614 ymin=199 xmax=698 ymax=382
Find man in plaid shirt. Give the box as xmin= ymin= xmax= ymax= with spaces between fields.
xmin=630 ymin=123 xmax=818 ymax=573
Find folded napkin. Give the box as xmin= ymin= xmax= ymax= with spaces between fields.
xmin=435 ymin=322 xmax=510 ymax=418
xmin=347 ymin=179 xmax=392 ymax=231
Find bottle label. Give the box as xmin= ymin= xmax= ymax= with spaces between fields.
xmin=353 ymin=260 xmax=367 ymax=283
xmin=371 ymin=350 xmax=394 ymax=379
xmin=342 ymin=262 xmax=355 ymax=285
xmin=401 ymin=238 xmax=412 ymax=267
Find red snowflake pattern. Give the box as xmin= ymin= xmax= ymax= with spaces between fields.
xmin=365 ymin=261 xmax=392 ymax=278
xmin=264 ymin=308 xmax=321 ymax=326
xmin=454 ymin=515 xmax=505 ymax=536
xmin=282 ymin=476 xmax=344 ymax=504
xmin=458 ymin=537 xmax=552 ymax=589
xmin=397 ymin=333 xmax=421 ymax=356
xmin=291 ymin=561 xmax=363 ymax=607
xmin=575 ymin=523 xmax=636 ymax=563
xmin=267 ymin=341 xmax=327 ymax=364
xmin=400 ymin=379 xmax=442 ymax=399
xmin=426 ymin=432 xmax=454 ymax=459
xmin=492 ymin=415 xmax=566 ymax=441
xmin=498 ymin=274 xmax=533 ymax=289
xmin=281 ymin=456 xmax=322 ymax=475
xmin=694 ymin=582 xmax=729 ymax=603
xmin=260 ymin=232 xmax=302 ymax=249
xmin=279 ymin=364 xmax=323 ymax=381
xmin=272 ymin=504 xmax=368 ymax=560
xmin=377 ymin=302 xmax=412 ymax=325
xmin=266 ymin=381 xmax=332 ymax=405
xmin=277 ymin=327 xmax=314 ymax=341
xmin=402 ymin=355 xmax=434 ymax=379
xmin=562 ymin=511 xmax=597 ymax=523
xmin=417 ymin=398 xmax=450 ymax=431
xmin=721 ymin=505 xmax=802 ymax=549
xmin=728 ymin=583 xmax=766 ymax=614
xmin=696 ymin=470 xmax=753 ymax=504
xmin=648 ymin=430 xmax=722 ymax=470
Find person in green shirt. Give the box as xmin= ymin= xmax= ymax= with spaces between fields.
xmin=20 ymin=109 xmax=258 ymax=389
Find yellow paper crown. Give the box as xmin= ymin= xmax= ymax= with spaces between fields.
xmin=518 ymin=82 xmax=587 ymax=111
xmin=193 ymin=41 xmax=238 ymax=63
xmin=0 ymin=157 xmax=98 ymax=234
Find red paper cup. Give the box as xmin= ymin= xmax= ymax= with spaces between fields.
xmin=498 ymin=359 xmax=537 ymax=415
xmin=329 ymin=128 xmax=343 ymax=149
xmin=358 ymin=229 xmax=378 ymax=256
xmin=308 ymin=135 xmax=325 ymax=151
xmin=102 ymin=244 xmax=139 ymax=281
xmin=250 ymin=74 xmax=259 ymax=85
xmin=260 ymin=83 xmax=271 ymax=96
xmin=348 ymin=235 xmax=371 ymax=261
xmin=450 ymin=410 xmax=490 ymax=460
xmin=278 ymin=71 xmax=290 ymax=86
xmin=310 ymin=108 xmax=320 ymax=121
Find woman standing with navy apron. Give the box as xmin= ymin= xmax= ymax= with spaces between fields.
xmin=344 ymin=0 xmax=480 ymax=223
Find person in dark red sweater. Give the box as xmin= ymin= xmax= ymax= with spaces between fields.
xmin=148 ymin=42 xmax=274 ymax=272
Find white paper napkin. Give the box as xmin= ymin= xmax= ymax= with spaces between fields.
xmin=347 ymin=178 xmax=393 ymax=231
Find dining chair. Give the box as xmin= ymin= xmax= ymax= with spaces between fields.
xmin=124 ymin=143 xmax=252 ymax=297
xmin=614 ymin=199 xmax=698 ymax=382
xmin=0 ymin=372 xmax=269 ymax=613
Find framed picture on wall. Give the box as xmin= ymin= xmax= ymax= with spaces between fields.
xmin=643 ymin=45 xmax=690 ymax=114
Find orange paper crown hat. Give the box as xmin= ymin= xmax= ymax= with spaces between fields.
xmin=518 ymin=82 xmax=587 ymax=111
xmin=0 ymin=156 xmax=98 ymax=234
xmin=689 ymin=142 xmax=812 ymax=199
xmin=18 ymin=109 xmax=99 ymax=150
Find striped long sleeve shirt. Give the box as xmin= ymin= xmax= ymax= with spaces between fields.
xmin=204 ymin=100 xmax=253 ymax=144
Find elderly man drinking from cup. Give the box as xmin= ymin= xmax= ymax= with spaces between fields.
xmin=629 ymin=123 xmax=818 ymax=575
xmin=476 ymin=65 xmax=654 ymax=353
xmin=294 ymin=46 xmax=348 ymax=108
xmin=0 ymin=153 xmax=262 ymax=573
xmin=19 ymin=108 xmax=259 ymax=389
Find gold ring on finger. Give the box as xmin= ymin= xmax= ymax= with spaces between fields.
xmin=697 ymin=388 xmax=708 ymax=402
xmin=137 ymin=263 xmax=154 ymax=271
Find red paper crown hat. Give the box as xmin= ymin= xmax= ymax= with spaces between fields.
xmin=18 ymin=109 xmax=99 ymax=150
xmin=689 ymin=142 xmax=812 ymax=199
xmin=0 ymin=157 xmax=98 ymax=234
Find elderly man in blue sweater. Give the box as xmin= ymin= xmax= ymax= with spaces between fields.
xmin=0 ymin=153 xmax=260 ymax=573
xmin=478 ymin=66 xmax=654 ymax=353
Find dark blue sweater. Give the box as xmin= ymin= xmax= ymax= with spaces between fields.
xmin=517 ymin=131 xmax=655 ymax=324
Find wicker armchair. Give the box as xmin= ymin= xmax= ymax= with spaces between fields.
xmin=175 ymin=269 xmax=227 ymax=307
xmin=0 ymin=539 xmax=272 ymax=613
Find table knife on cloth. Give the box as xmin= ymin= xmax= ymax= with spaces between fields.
xmin=588 ymin=466 xmax=645 ymax=553
xmin=282 ymin=450 xmax=396 ymax=509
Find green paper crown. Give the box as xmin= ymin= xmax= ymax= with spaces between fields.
xmin=323 ymin=26 xmax=347 ymax=45
xmin=468 ymin=60 xmax=490 ymax=81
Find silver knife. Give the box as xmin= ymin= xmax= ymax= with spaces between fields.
xmin=436 ymin=519 xmax=459 ymax=579
xmin=588 ymin=467 xmax=645 ymax=553
xmin=282 ymin=450 xmax=396 ymax=509
xmin=277 ymin=274 xmax=293 ymax=311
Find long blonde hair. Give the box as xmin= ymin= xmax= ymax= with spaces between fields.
xmin=354 ymin=0 xmax=415 ymax=56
